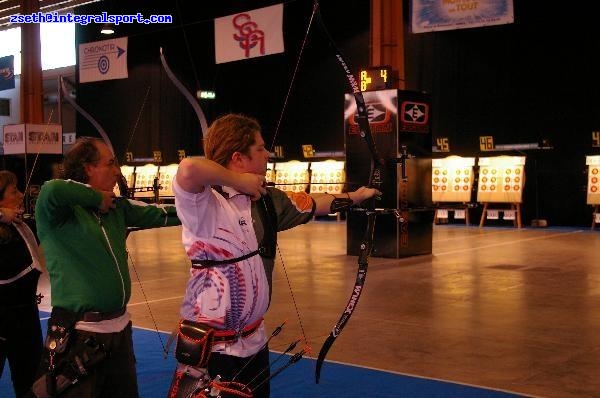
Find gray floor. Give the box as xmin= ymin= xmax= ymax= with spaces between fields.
xmin=38 ymin=221 xmax=600 ymax=398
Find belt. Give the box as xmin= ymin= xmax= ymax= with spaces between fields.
xmin=212 ymin=318 xmax=263 ymax=343
xmin=80 ymin=307 xmax=127 ymax=323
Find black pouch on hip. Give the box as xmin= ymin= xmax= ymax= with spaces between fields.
xmin=45 ymin=307 xmax=79 ymax=354
xmin=175 ymin=320 xmax=214 ymax=367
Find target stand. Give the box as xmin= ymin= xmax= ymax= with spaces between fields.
xmin=479 ymin=202 xmax=522 ymax=228
xmin=476 ymin=156 xmax=526 ymax=229
xmin=433 ymin=204 xmax=471 ymax=226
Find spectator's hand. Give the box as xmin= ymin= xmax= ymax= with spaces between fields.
xmin=0 ymin=207 xmax=24 ymax=224
xmin=236 ymin=173 xmax=267 ymax=201
xmin=98 ymin=190 xmax=117 ymax=213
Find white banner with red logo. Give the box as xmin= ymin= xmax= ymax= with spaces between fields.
xmin=214 ymin=4 xmax=284 ymax=64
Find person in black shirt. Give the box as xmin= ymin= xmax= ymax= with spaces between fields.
xmin=0 ymin=170 xmax=44 ymax=397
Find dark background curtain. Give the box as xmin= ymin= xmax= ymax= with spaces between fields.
xmin=73 ymin=0 xmax=599 ymax=226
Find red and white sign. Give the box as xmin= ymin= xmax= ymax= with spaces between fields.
xmin=214 ymin=4 xmax=284 ymax=64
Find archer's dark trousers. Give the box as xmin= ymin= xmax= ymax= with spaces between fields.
xmin=0 ymin=303 xmax=43 ymax=397
xmin=208 ymin=345 xmax=271 ymax=398
xmin=35 ymin=321 xmax=138 ymax=398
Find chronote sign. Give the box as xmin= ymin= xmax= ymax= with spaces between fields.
xmin=2 ymin=123 xmax=63 ymax=154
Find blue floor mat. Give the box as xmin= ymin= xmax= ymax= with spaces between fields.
xmin=1 ymin=312 xmax=524 ymax=398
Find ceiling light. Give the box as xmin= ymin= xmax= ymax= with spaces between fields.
xmin=100 ymin=23 xmax=114 ymax=35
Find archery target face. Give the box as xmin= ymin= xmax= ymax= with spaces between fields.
xmin=134 ymin=164 xmax=160 ymax=198
xmin=274 ymin=161 xmax=310 ymax=193
xmin=310 ymin=160 xmax=345 ymax=194
xmin=158 ymin=164 xmax=179 ymax=197
xmin=114 ymin=165 xmax=136 ymax=196
xmin=432 ymin=156 xmax=475 ymax=202
xmin=478 ymin=167 xmax=522 ymax=192
xmin=477 ymin=156 xmax=525 ymax=203
xmin=589 ymin=167 xmax=600 ymax=194
xmin=266 ymin=163 xmax=275 ymax=184
xmin=586 ymin=156 xmax=600 ymax=204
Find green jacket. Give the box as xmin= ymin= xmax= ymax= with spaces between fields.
xmin=35 ymin=179 xmax=180 ymax=313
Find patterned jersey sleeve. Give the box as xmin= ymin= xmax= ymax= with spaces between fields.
xmin=268 ymin=187 xmax=315 ymax=232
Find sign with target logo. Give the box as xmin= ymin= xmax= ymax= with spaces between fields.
xmin=586 ymin=155 xmax=600 ymax=204
xmin=79 ymin=37 xmax=128 ymax=83
xmin=477 ymin=156 xmax=526 ymax=203
xmin=431 ymin=156 xmax=475 ymax=202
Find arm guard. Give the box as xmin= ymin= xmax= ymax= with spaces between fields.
xmin=330 ymin=197 xmax=353 ymax=213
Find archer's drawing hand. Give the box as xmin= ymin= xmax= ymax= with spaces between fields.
xmin=0 ymin=207 xmax=23 ymax=224
xmin=98 ymin=190 xmax=117 ymax=213
xmin=237 ymin=173 xmax=267 ymax=201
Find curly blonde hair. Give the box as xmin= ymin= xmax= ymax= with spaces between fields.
xmin=204 ymin=114 xmax=261 ymax=167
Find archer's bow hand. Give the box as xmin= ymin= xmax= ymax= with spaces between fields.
xmin=351 ymin=186 xmax=382 ymax=204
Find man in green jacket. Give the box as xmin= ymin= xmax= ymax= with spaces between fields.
xmin=31 ymin=137 xmax=180 ymax=398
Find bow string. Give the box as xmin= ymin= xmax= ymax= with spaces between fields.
xmin=263 ymin=0 xmax=388 ymax=383
xmin=311 ymin=0 xmax=390 ymax=383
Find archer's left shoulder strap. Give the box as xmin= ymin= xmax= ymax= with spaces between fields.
xmin=254 ymin=191 xmax=277 ymax=260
